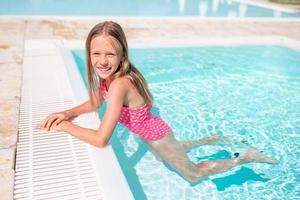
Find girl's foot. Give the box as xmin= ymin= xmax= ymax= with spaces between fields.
xmin=240 ymin=148 xmax=279 ymax=164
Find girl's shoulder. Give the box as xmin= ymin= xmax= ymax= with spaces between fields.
xmin=109 ymin=76 xmax=132 ymax=92
xmin=111 ymin=76 xmax=131 ymax=85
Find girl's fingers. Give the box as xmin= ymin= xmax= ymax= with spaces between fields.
xmin=45 ymin=116 xmax=58 ymax=131
xmin=47 ymin=116 xmax=65 ymax=131
xmin=38 ymin=113 xmax=65 ymax=131
xmin=39 ymin=116 xmax=50 ymax=129
xmin=52 ymin=118 xmax=63 ymax=127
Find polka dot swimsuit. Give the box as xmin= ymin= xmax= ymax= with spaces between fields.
xmin=101 ymin=80 xmax=172 ymax=141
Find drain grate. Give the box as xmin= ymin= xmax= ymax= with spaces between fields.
xmin=14 ymin=100 xmax=103 ymax=200
xmin=14 ymin=45 xmax=103 ymax=199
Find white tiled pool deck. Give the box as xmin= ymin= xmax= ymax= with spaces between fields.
xmin=0 ymin=10 xmax=300 ymax=200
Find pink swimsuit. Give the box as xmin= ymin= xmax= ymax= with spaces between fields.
xmin=100 ymin=80 xmax=171 ymax=141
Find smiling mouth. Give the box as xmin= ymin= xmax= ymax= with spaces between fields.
xmin=95 ymin=67 xmax=111 ymax=73
xmin=99 ymin=67 xmax=111 ymax=72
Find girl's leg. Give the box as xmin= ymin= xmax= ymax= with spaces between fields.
xmin=145 ymin=133 xmax=278 ymax=182
xmin=179 ymin=134 xmax=231 ymax=152
xmin=145 ymin=133 xmax=200 ymax=181
xmin=195 ymin=148 xmax=278 ymax=179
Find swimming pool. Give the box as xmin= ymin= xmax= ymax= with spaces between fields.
xmin=1 ymin=0 xmax=299 ymax=17
xmin=72 ymin=45 xmax=300 ymax=200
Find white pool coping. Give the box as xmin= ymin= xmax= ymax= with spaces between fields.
xmin=61 ymin=35 xmax=300 ymax=50
xmin=132 ymin=35 xmax=300 ymax=50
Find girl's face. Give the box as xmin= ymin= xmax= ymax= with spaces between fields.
xmin=90 ymin=35 xmax=123 ymax=80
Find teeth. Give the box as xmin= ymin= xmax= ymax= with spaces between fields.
xmin=99 ymin=68 xmax=110 ymax=72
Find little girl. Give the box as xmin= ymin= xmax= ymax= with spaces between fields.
xmin=38 ymin=21 xmax=278 ymax=182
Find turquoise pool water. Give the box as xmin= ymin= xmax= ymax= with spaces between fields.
xmin=1 ymin=0 xmax=300 ymax=17
xmin=72 ymin=45 xmax=300 ymax=200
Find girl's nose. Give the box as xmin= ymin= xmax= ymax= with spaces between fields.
xmin=100 ymin=55 xmax=108 ymax=65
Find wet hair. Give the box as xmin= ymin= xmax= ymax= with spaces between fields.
xmin=85 ymin=21 xmax=153 ymax=107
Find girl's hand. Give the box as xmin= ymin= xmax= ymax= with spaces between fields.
xmin=49 ymin=120 xmax=70 ymax=132
xmin=37 ymin=111 xmax=70 ymax=131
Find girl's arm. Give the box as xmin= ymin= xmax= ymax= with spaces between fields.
xmin=66 ymin=89 xmax=103 ymax=117
xmin=38 ymin=90 xmax=103 ymax=130
xmin=51 ymin=79 xmax=126 ymax=148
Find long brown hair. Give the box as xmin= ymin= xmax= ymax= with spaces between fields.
xmin=85 ymin=21 xmax=153 ymax=106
